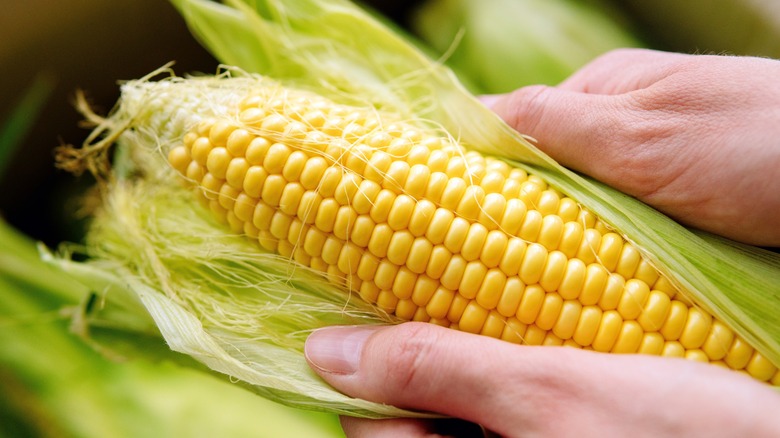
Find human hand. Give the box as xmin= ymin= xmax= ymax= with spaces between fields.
xmin=481 ymin=49 xmax=780 ymax=246
xmin=305 ymin=323 xmax=780 ymax=437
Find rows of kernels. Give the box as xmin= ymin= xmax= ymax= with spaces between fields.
xmin=168 ymin=90 xmax=778 ymax=385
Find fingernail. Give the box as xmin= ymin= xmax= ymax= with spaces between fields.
xmin=305 ymin=326 xmax=383 ymax=375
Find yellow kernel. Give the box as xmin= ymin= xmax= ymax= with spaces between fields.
xmin=662 ymin=341 xmax=686 ymax=358
xmin=408 ymin=200 xmax=437 ymax=237
xmin=477 ymin=193 xmax=506 ymax=230
xmin=424 ymin=172 xmax=449 ymax=203
xmin=480 ymin=311 xmax=506 ymax=339
xmin=350 ymin=215 xmax=375 ymax=247
xmin=411 ymin=274 xmax=438 ymax=307
xmin=191 ymin=137 xmax=214 ymax=166
xmin=314 ymin=198 xmax=339 ymax=233
xmin=725 ymin=337 xmax=753 ymax=370
xmin=261 ymin=175 xmax=286 ymax=207
xmin=297 ymin=191 xmax=322 ymax=224
xmin=394 ymin=299 xmax=417 ymax=321
xmin=611 ymin=320 xmax=643 ymax=354
xmin=652 ymin=275 xmax=677 ymax=297
xmin=456 ymin=186 xmax=486 ymax=222
xmin=367 ymin=223 xmax=393 ymax=258
xmin=369 ymin=189 xmax=396 ymax=223
xmin=501 ymin=317 xmax=528 ymax=344
xmin=580 ymin=263 xmax=608 ymax=305
xmin=518 ymin=210 xmax=543 ymax=242
xmin=263 ymin=143 xmax=291 ymax=174
xmin=523 ymin=324 xmax=546 ymax=346
xmin=516 ymin=284 xmax=545 ymax=325
xmin=425 ymin=245 xmax=452 ymax=279
xmin=615 ymin=243 xmax=641 ymax=279
xmin=660 ymin=300 xmax=689 ymax=341
xmin=357 ymin=252 xmax=380 ymax=281
xmin=425 ymin=208 xmax=455 ymax=245
xmin=443 ymin=217 xmax=470 ymax=254
xmin=519 ymin=243 xmax=547 ymax=285
xmin=447 ymin=294 xmax=470 ymax=323
xmin=480 ymin=230 xmax=508 ymax=268
xmin=499 ymin=198 xmax=527 ymax=236
xmin=459 ymin=301 xmax=489 ymax=334
xmin=382 ymin=160 xmax=410 ymax=192
xmin=439 ymin=178 xmax=468 ymax=211
xmin=501 ymin=178 xmax=522 ymax=199
xmin=376 ymin=290 xmax=399 ymax=312
xmin=537 ymin=214 xmax=564 ymax=251
xmin=685 ymin=349 xmax=709 ymax=363
xmin=679 ymin=307 xmax=712 ymax=350
xmin=480 ymin=171 xmax=505 ymax=194
xmin=352 ymin=180 xmax=382 ymax=215
xmin=252 ymin=202 xmax=275 ymax=231
xmin=337 ymin=242 xmax=362 ymax=275
xmin=405 ymin=164 xmax=431 ymax=199
xmin=558 ymin=221 xmax=584 ymax=258
xmin=334 ymin=173 xmax=362 ymax=206
xmin=427 ymin=287 xmax=455 ymax=319
xmin=359 ymin=281 xmax=380 ymax=303
xmin=459 ymin=261 xmax=488 ymax=299
xmin=200 ymin=173 xmax=223 ymax=201
xmin=537 ymin=190 xmax=560 ymax=216
xmin=299 ymin=156 xmax=328 ymax=190
xmin=557 ymin=198 xmax=580 ymax=222
xmin=406 ymin=238 xmax=434 ymax=274
xmin=440 ymin=255 xmax=467 ymax=291
xmin=333 ymin=206 xmax=358 ymax=241
xmin=638 ymin=332 xmax=665 ymax=356
xmin=445 ymin=156 xmax=467 ymax=179
xmin=496 ymin=277 xmax=525 ymax=317
xmin=218 ymin=183 xmax=240 ymax=210
xmin=637 ymin=289 xmax=671 ymax=331
xmin=185 ymin=161 xmax=205 ymax=183
xmin=552 ymin=300 xmax=582 ymax=340
xmin=239 ymin=107 xmax=266 ymax=125
xmin=475 ymin=268 xmax=507 ymax=310
xmin=558 ymin=258 xmax=586 ymax=300
xmin=634 ymin=259 xmax=660 ymax=287
xmin=168 ymin=145 xmax=190 ymax=175
xmin=746 ymin=352 xmax=777 ymax=382
xmin=269 ymin=212 xmax=293 ymax=240
xmin=597 ymin=232 xmax=623 ymax=272
xmin=364 ymin=150 xmax=392 ymax=183
xmin=321 ymin=236 xmax=343 ymax=265
xmin=407 ymin=145 xmax=431 ymax=166
xmin=598 ymin=273 xmax=626 ymax=311
xmin=387 ymin=231 xmax=415 ymax=266
xmin=539 ymin=250 xmax=568 ymax=292
xmin=536 ymin=292 xmax=563 ymax=331
xmin=576 ymin=228 xmax=602 ymax=265
xmin=281 ymin=151 xmax=308 ymax=182
xmin=461 ymin=223 xmax=489 ymax=262
xmin=573 ymin=306 xmax=603 ymax=347
xmin=701 ymin=320 xmax=735 ymax=361
xmin=617 ymin=279 xmax=651 ymax=320
xmin=233 ymin=193 xmax=257 ymax=223
xmin=279 ymin=183 xmax=305 ymax=216
xmin=209 ymin=120 xmax=235 ymax=147
xmin=498 ymin=238 xmax=527 ymax=277
xmin=317 ymin=168 xmax=343 ymax=199
xmin=542 ymin=332 xmax=564 ymax=346
xmin=592 ymin=310 xmax=623 ymax=352
xmin=245 ymin=137 xmax=272 ymax=166
xmin=392 ymin=266 xmax=417 ymax=300
xmin=387 ymin=194 xmax=415 ymax=231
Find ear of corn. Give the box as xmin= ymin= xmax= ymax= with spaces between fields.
xmin=53 ymin=0 xmax=780 ymax=418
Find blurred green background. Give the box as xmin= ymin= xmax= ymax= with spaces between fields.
xmin=0 ymin=0 xmax=778 ymax=436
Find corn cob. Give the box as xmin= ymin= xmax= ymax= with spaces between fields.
xmin=164 ymin=83 xmax=778 ymax=385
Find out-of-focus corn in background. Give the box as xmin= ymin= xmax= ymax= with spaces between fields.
xmin=0 ymin=1 xmax=778 ymax=436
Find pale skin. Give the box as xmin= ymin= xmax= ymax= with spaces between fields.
xmin=304 ymin=49 xmax=780 ymax=437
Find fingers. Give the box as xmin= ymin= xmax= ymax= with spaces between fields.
xmin=305 ymin=323 xmax=780 ymax=437
xmin=557 ymin=48 xmax=690 ymax=94
xmin=484 ymin=84 xmax=649 ymax=195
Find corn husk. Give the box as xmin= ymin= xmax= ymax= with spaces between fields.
xmin=52 ymin=0 xmax=780 ymax=420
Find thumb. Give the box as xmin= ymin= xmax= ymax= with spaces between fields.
xmin=483 ymin=86 xmax=645 ymax=196
xmin=304 ymin=323 xmax=574 ymax=433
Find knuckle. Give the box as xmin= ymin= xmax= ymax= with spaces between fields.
xmin=503 ymin=84 xmax=551 ymax=135
xmin=381 ymin=323 xmax=443 ymax=393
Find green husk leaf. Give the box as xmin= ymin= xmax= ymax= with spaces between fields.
xmin=57 ymin=0 xmax=780 ymax=419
